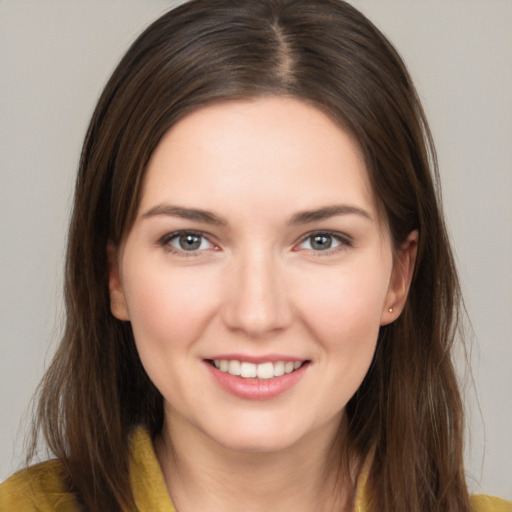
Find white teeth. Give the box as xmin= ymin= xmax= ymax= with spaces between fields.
xmin=273 ymin=361 xmax=285 ymax=377
xmin=240 ymin=362 xmax=257 ymax=378
xmin=212 ymin=359 xmax=304 ymax=379
xmin=257 ymin=362 xmax=274 ymax=380
xmin=228 ymin=360 xmax=241 ymax=376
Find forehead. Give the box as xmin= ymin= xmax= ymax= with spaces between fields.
xmin=139 ymin=97 xmax=377 ymax=221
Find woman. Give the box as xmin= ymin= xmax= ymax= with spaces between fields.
xmin=0 ymin=0 xmax=510 ymax=511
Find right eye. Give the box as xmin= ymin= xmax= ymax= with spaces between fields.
xmin=160 ymin=231 xmax=215 ymax=254
xmin=298 ymin=233 xmax=342 ymax=251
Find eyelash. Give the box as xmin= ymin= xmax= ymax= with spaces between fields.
xmin=158 ymin=230 xmax=217 ymax=257
xmin=158 ymin=230 xmax=353 ymax=257
xmin=296 ymin=231 xmax=353 ymax=255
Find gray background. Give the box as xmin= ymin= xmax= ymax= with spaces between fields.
xmin=1 ymin=0 xmax=511 ymax=499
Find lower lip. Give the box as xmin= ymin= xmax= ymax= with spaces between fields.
xmin=205 ymin=362 xmax=309 ymax=400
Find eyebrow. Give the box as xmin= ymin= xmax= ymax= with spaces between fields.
xmin=141 ymin=204 xmax=228 ymax=226
xmin=140 ymin=203 xmax=372 ymax=226
xmin=288 ymin=204 xmax=372 ymax=225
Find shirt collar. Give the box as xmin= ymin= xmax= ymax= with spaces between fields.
xmin=128 ymin=426 xmax=372 ymax=512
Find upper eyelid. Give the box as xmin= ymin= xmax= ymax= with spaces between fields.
xmin=157 ymin=229 xmax=353 ymax=251
xmin=295 ymin=231 xmax=354 ymax=256
xmin=159 ymin=230 xmax=217 ymax=251
xmin=160 ymin=229 xmax=214 ymax=242
xmin=297 ymin=230 xmax=353 ymax=245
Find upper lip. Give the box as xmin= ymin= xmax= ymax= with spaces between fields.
xmin=204 ymin=354 xmax=308 ymax=364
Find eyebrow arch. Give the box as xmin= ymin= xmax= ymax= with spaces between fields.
xmin=141 ymin=204 xmax=228 ymax=226
xmin=288 ymin=204 xmax=372 ymax=225
xmin=141 ymin=203 xmax=371 ymax=226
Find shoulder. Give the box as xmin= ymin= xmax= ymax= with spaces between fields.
xmin=0 ymin=459 xmax=80 ymax=512
xmin=471 ymin=494 xmax=512 ymax=512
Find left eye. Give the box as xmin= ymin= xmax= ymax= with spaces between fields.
xmin=166 ymin=232 xmax=214 ymax=252
xmin=298 ymin=233 xmax=343 ymax=251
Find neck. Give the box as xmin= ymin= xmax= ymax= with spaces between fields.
xmin=154 ymin=411 xmax=360 ymax=512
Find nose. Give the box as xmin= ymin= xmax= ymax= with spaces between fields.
xmin=220 ymin=249 xmax=293 ymax=338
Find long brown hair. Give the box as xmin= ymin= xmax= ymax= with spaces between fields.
xmin=29 ymin=0 xmax=471 ymax=510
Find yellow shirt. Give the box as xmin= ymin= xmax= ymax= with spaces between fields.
xmin=1 ymin=428 xmax=510 ymax=511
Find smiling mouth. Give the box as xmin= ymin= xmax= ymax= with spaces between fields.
xmin=207 ymin=359 xmax=308 ymax=380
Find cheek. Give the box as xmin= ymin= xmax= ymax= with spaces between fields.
xmin=293 ymin=257 xmax=391 ymax=383
xmin=122 ymin=263 xmax=221 ymax=354
xmin=298 ymin=262 xmax=390 ymax=339
xmin=120 ymin=262 xmax=225 ymax=403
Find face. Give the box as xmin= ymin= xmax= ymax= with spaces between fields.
xmin=109 ymin=97 xmax=416 ymax=454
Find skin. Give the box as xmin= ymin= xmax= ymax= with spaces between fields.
xmin=109 ymin=97 xmax=417 ymax=511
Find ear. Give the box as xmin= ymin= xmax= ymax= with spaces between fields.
xmin=380 ymin=230 xmax=418 ymax=325
xmin=107 ymin=241 xmax=130 ymax=321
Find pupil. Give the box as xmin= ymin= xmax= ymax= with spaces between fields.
xmin=312 ymin=235 xmax=331 ymax=250
xmin=180 ymin=234 xmax=201 ymax=250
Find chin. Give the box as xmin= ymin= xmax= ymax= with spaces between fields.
xmin=212 ymin=430 xmax=304 ymax=455
xmin=203 ymin=413 xmax=339 ymax=456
